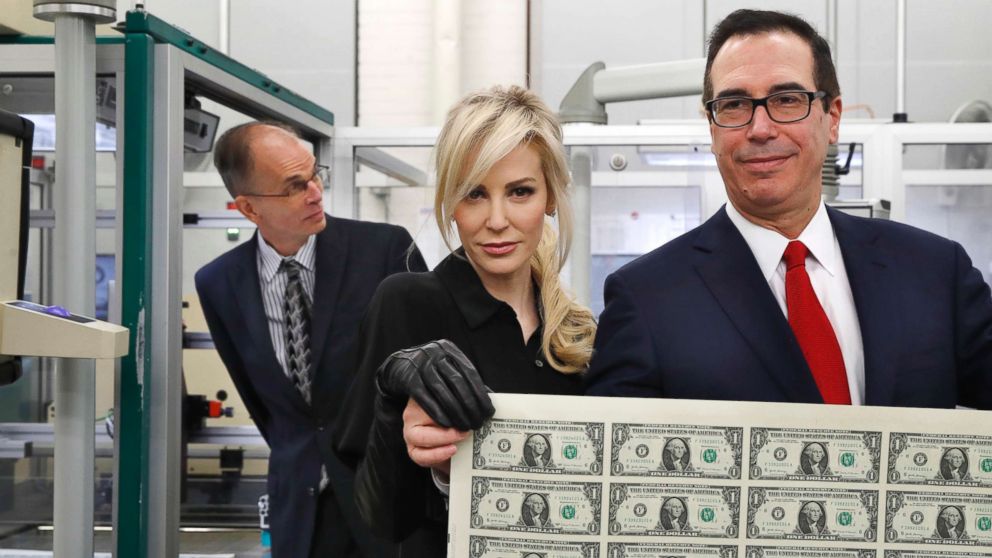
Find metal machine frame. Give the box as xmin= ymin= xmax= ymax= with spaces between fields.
xmin=0 ymin=11 xmax=334 ymax=557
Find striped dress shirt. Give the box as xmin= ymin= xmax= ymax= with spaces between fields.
xmin=256 ymin=234 xmax=317 ymax=380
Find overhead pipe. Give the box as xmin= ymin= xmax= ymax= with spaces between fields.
xmin=894 ymin=0 xmax=908 ymax=122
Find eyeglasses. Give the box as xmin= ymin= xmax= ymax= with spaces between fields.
xmin=706 ymin=90 xmax=827 ymax=128
xmin=243 ymin=164 xmax=330 ymax=198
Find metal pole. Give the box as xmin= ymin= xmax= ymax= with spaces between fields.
xmin=894 ymin=0 xmax=908 ymax=122
xmin=218 ymin=0 xmax=230 ymax=54
xmin=432 ymin=0 xmax=460 ymax=123
xmin=33 ymin=2 xmax=114 ymax=556
xmin=827 ymin=0 xmax=839 ymax=62
xmin=568 ymin=144 xmax=593 ymax=306
xmin=52 ymin=13 xmax=97 ymax=558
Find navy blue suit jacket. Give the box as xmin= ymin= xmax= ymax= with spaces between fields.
xmin=586 ymin=206 xmax=992 ymax=409
xmin=195 ymin=215 xmax=426 ymax=558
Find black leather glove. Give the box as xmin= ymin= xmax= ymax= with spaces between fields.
xmin=376 ymin=339 xmax=495 ymax=431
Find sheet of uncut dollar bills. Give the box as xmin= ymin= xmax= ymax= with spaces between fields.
xmin=447 ymin=394 xmax=992 ymax=558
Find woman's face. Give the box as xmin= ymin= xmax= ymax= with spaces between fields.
xmin=453 ymin=144 xmax=551 ymax=289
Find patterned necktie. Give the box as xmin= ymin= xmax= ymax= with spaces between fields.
xmin=783 ymin=241 xmax=852 ymax=404
xmin=282 ymin=259 xmax=312 ymax=405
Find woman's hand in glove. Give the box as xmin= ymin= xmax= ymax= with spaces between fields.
xmin=376 ymin=339 xmax=495 ymax=431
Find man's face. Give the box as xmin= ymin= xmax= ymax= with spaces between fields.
xmin=525 ymin=495 xmax=546 ymax=515
xmin=233 ymin=126 xmax=327 ymax=255
xmin=941 ymin=507 xmax=961 ymax=527
xmin=803 ymin=502 xmax=823 ymax=523
xmin=665 ymin=499 xmax=685 ymax=518
xmin=708 ymin=31 xmax=841 ymax=228
xmin=528 ymin=436 xmax=549 ymax=456
xmin=806 ymin=444 xmax=825 ymax=463
xmin=945 ymin=450 xmax=965 ymax=468
xmin=668 ymin=440 xmax=687 ymax=459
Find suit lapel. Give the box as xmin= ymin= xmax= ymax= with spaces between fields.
xmin=829 ymin=208 xmax=899 ymax=406
xmin=232 ymin=234 xmax=312 ymax=413
xmin=693 ymin=209 xmax=823 ymax=403
xmin=309 ymin=216 xmax=348 ymax=381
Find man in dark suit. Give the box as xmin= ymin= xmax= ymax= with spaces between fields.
xmin=195 ymin=122 xmax=426 ymax=558
xmin=585 ymin=9 xmax=992 ymax=409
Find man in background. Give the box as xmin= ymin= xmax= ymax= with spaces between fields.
xmin=196 ymin=122 xmax=426 ymax=557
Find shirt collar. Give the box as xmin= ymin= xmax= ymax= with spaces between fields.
xmin=434 ymin=249 xmax=506 ymax=329
xmin=256 ymin=233 xmax=317 ymax=282
xmin=725 ymin=200 xmax=838 ymax=281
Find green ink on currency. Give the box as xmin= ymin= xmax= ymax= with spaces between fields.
xmin=979 ymin=517 xmax=992 ymax=532
xmin=837 ymin=511 xmax=852 ymax=526
xmin=563 ymin=444 xmax=578 ymax=460
xmin=700 ymin=507 xmax=715 ymax=522
xmin=703 ymin=449 xmax=717 ymax=463
xmin=840 ymin=452 xmax=855 ymax=467
xmin=982 ymin=458 xmax=992 ymax=473
xmin=561 ymin=505 xmax=576 ymax=520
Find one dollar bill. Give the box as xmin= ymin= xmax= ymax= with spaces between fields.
xmin=745 ymin=548 xmax=874 ymax=558
xmin=611 ymin=423 xmax=743 ymax=479
xmin=888 ymin=432 xmax=992 ymax=487
xmin=884 ymin=551 xmax=992 ymax=557
xmin=469 ymin=477 xmax=602 ymax=535
xmin=885 ymin=491 xmax=992 ymax=546
xmin=746 ymin=487 xmax=879 ymax=542
xmin=468 ymin=536 xmax=598 ymax=558
xmin=750 ymin=427 xmax=882 ymax=483
xmin=473 ymin=418 xmax=605 ymax=475
xmin=608 ymin=482 xmax=741 ymax=538
xmin=608 ymin=543 xmax=737 ymax=557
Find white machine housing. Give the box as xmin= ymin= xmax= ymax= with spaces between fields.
xmin=0 ymin=109 xmax=128 ymax=361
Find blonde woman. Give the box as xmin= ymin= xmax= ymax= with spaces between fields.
xmin=334 ymin=85 xmax=596 ymax=555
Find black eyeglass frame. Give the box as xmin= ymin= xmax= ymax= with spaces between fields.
xmin=705 ymin=90 xmax=828 ymax=128
xmin=241 ymin=163 xmax=331 ymax=198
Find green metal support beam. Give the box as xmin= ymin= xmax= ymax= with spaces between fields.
xmin=124 ymin=10 xmax=333 ymax=126
xmin=117 ymin=29 xmax=154 ymax=558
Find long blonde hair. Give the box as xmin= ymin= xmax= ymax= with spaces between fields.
xmin=433 ymin=85 xmax=596 ymax=374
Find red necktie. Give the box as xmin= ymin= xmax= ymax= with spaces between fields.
xmin=783 ymin=241 xmax=851 ymax=404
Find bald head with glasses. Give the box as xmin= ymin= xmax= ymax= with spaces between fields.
xmin=215 ymin=122 xmax=329 ymax=256
xmin=703 ymin=9 xmax=842 ymax=238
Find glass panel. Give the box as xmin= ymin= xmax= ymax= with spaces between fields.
xmin=904 ymin=143 xmax=992 ymax=170
xmin=0 ymin=73 xmax=120 ymax=550
xmin=590 ymin=185 xmax=701 ymax=315
xmin=354 ymin=146 xmax=443 ymax=267
xmin=587 ymin=145 xmax=704 ymax=315
xmin=833 ymin=142 xmax=864 ymax=200
xmin=181 ymin=102 xmax=285 ymax=549
xmin=906 ymin=184 xmax=992 ymax=284
xmin=904 ymin=143 xmax=992 ymax=284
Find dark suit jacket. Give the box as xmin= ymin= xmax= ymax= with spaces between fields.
xmin=586 ymin=206 xmax=992 ymax=410
xmin=195 ymin=215 xmax=426 ymax=558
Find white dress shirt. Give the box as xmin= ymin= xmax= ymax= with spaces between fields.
xmin=725 ymin=202 xmax=866 ymax=405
